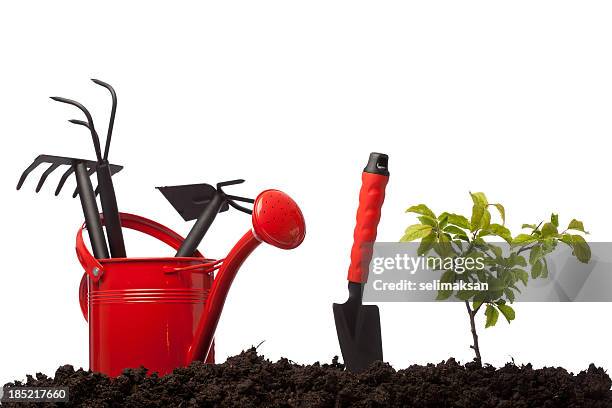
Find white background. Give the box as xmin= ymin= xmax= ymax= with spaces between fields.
xmin=1 ymin=1 xmax=611 ymax=385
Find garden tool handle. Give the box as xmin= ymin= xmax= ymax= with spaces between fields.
xmin=75 ymin=161 xmax=109 ymax=259
xmin=96 ymin=163 xmax=126 ymax=258
xmin=347 ymin=153 xmax=389 ymax=284
xmin=77 ymin=212 xmax=204 ymax=321
xmin=176 ymin=192 xmax=226 ymax=257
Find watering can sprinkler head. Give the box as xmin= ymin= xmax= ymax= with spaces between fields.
xmin=251 ymin=189 xmax=306 ymax=250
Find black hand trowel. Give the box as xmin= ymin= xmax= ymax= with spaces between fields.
xmin=333 ymin=152 xmax=389 ymax=372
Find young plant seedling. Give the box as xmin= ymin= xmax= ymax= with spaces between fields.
xmin=401 ymin=192 xmax=591 ymax=364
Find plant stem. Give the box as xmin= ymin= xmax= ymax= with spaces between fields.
xmin=465 ymin=301 xmax=482 ymax=364
xmin=516 ymin=243 xmax=536 ymax=255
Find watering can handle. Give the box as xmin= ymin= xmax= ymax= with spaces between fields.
xmin=77 ymin=212 xmax=203 ymax=321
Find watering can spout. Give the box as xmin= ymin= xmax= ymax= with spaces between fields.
xmin=187 ymin=189 xmax=306 ymax=364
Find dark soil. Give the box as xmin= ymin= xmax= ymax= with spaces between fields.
xmin=4 ymin=348 xmax=612 ymax=407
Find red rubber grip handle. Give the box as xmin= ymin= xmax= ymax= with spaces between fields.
xmin=347 ymin=171 xmax=389 ymax=283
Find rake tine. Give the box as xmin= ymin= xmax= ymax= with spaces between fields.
xmin=35 ymin=163 xmax=61 ymax=193
xmin=91 ymin=79 xmax=117 ymax=161
xmin=94 ymin=184 xmax=100 ymax=197
xmin=73 ymin=166 xmax=97 ymax=198
xmin=50 ymin=96 xmax=103 ymax=162
xmin=55 ymin=165 xmax=76 ymax=196
xmin=16 ymin=157 xmax=44 ymax=190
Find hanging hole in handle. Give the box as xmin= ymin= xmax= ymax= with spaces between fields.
xmin=363 ymin=152 xmax=389 ymax=176
xmin=376 ymin=155 xmax=388 ymax=171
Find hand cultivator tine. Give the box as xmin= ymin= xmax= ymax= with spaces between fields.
xmin=224 ymin=194 xmax=255 ymax=204
xmin=217 ymin=181 xmax=254 ymax=215
xmin=50 ymin=96 xmax=103 ymax=161
xmin=67 ymin=120 xmax=102 ymax=198
xmin=68 ymin=119 xmax=102 ymax=161
xmin=68 ymin=119 xmax=91 ymax=128
xmin=16 ymin=155 xmax=46 ymax=190
xmin=226 ymin=199 xmax=253 ymax=215
xmin=217 ymin=179 xmax=245 ymax=188
xmin=91 ymin=79 xmax=117 ymax=160
xmin=55 ymin=166 xmax=76 ymax=196
xmin=35 ymin=163 xmax=61 ymax=192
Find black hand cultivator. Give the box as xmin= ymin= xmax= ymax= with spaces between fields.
xmin=16 ymin=79 xmax=125 ymax=259
xmin=157 ymin=179 xmax=255 ymax=257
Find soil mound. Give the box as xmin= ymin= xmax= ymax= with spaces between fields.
xmin=4 ymin=348 xmax=611 ymax=407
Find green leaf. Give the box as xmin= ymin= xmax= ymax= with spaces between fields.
xmin=418 ymin=216 xmax=437 ymax=227
xmin=551 ymin=213 xmax=559 ymax=228
xmin=531 ymin=260 xmax=543 ymax=279
xmin=480 ymin=223 xmax=512 ymax=243
xmin=485 ymin=304 xmax=499 ymax=328
xmin=491 ymin=204 xmax=506 ymax=225
xmin=470 ymin=192 xmax=488 ymax=207
xmin=486 ymin=276 xmax=506 ymax=292
xmin=487 ymin=243 xmax=503 ymax=259
xmin=512 ymin=234 xmax=538 ymax=246
xmin=504 ymin=288 xmax=515 ymax=303
xmin=496 ymin=304 xmax=515 ymax=323
xmin=406 ymin=204 xmax=436 ymax=219
xmin=567 ymin=219 xmax=588 ymax=234
xmin=441 ymin=213 xmax=471 ymax=229
xmin=529 ymin=245 xmax=543 ymax=265
xmin=541 ymin=238 xmax=556 ymax=253
xmin=436 ymin=270 xmax=455 ymax=300
xmin=417 ymin=232 xmax=436 ymax=256
xmin=512 ymin=253 xmax=527 ymax=267
xmin=444 ymin=225 xmax=468 ymax=236
xmin=541 ymin=223 xmax=558 ymax=238
xmin=470 ymin=204 xmax=485 ymax=232
xmin=456 ymin=290 xmax=475 ymax=301
xmin=401 ymin=224 xmax=433 ymax=242
xmin=515 ymin=269 xmax=529 ymax=286
xmin=570 ymin=234 xmax=591 ymax=263
xmin=560 ymin=233 xmax=573 ymax=246
xmin=438 ymin=214 xmax=449 ymax=229
xmin=522 ymin=224 xmax=538 ymax=230
xmin=540 ymin=259 xmax=549 ymax=279
xmin=454 ymin=234 xmax=470 ymax=242
xmin=481 ymin=209 xmax=491 ymax=230
xmin=434 ymin=233 xmax=454 ymax=257
xmin=473 ymin=291 xmax=488 ymax=304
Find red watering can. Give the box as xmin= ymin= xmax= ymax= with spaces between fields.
xmin=77 ymin=189 xmax=305 ymax=376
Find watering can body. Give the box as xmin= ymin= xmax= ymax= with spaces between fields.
xmin=77 ymin=213 xmax=216 ymax=377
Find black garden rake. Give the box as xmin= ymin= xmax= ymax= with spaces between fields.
xmin=16 ymin=79 xmax=126 ymax=259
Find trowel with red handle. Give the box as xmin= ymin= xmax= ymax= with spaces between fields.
xmin=333 ymin=152 xmax=389 ymax=372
